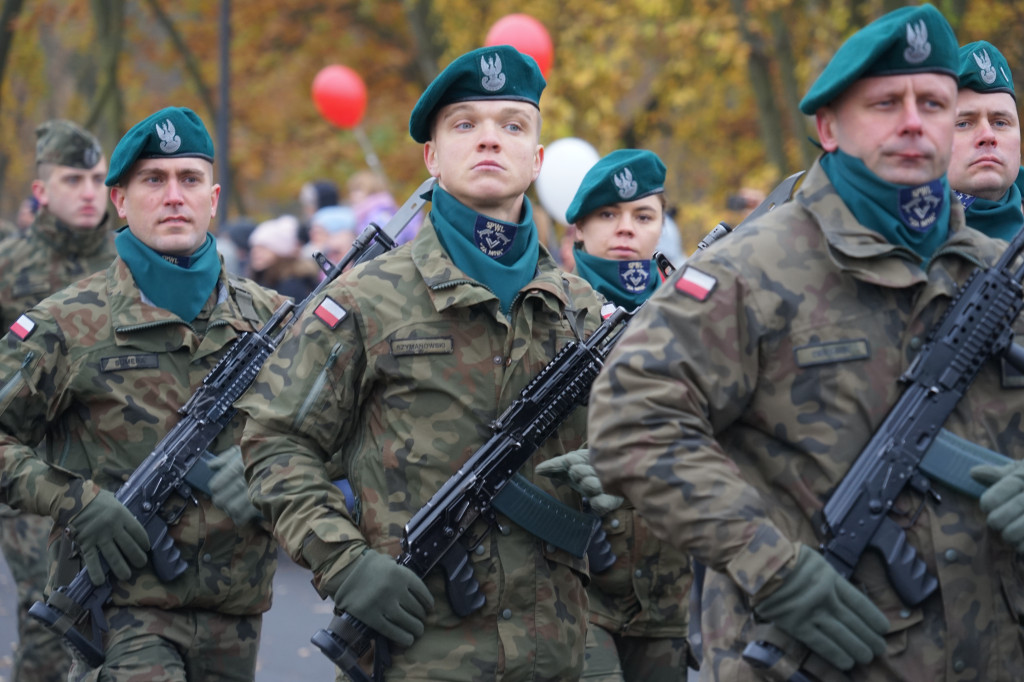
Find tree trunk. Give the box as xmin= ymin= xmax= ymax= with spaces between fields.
xmin=730 ymin=0 xmax=788 ymax=180
xmin=144 ymin=0 xmax=246 ymax=217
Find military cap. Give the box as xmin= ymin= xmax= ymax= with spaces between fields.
xmin=565 ymin=149 xmax=666 ymax=225
xmin=958 ymin=40 xmax=1015 ymax=98
xmin=409 ymin=45 xmax=546 ymax=143
xmin=35 ymin=120 xmax=103 ymax=169
xmin=799 ymin=4 xmax=958 ymax=115
xmin=106 ymin=106 xmax=214 ymax=186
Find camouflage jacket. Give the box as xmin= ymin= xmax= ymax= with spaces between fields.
xmin=579 ymin=288 xmax=692 ymax=638
xmin=0 ymin=207 xmax=117 ymax=330
xmin=0 ymin=255 xmax=285 ymax=616
xmin=588 ymin=500 xmax=692 ymax=638
xmin=589 ymin=160 xmax=1024 ymax=681
xmin=238 ymin=220 xmax=605 ymax=680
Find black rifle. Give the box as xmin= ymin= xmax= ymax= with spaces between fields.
xmin=28 ymin=177 xmax=437 ymax=668
xmin=311 ymin=303 xmax=640 ymax=682
xmin=743 ymin=224 xmax=1024 ymax=679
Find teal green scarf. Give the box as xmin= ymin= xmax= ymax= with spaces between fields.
xmin=957 ymin=184 xmax=1023 ymax=242
xmin=820 ymin=150 xmax=950 ymax=264
xmin=115 ymin=227 xmax=221 ymax=322
xmin=572 ymin=246 xmax=658 ymax=310
xmin=431 ymin=187 xmax=539 ymax=315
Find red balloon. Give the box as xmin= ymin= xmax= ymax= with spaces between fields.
xmin=311 ymin=65 xmax=367 ymax=129
xmin=485 ymin=14 xmax=554 ymax=78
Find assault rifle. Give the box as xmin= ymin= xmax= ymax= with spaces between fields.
xmin=311 ymin=302 xmax=640 ymax=682
xmin=28 ymin=177 xmax=437 ymax=668
xmin=743 ymin=223 xmax=1024 ymax=679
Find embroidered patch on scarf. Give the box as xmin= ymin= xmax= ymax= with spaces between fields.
xmin=899 ymin=180 xmax=944 ymax=231
xmin=474 ymin=215 xmax=517 ymax=258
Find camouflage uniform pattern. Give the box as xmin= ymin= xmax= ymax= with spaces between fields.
xmin=0 ymin=206 xmax=116 ymax=681
xmin=238 ymin=221 xmax=605 ymax=681
xmin=589 ymin=160 xmax=1024 ymax=681
xmin=0 ymin=256 xmax=285 ymax=675
xmin=587 ymin=501 xmax=692 ymax=681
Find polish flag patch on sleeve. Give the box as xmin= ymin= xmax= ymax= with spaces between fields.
xmin=10 ymin=314 xmax=36 ymax=340
xmin=313 ymin=296 xmax=348 ymax=329
xmin=675 ymin=266 xmax=717 ymax=302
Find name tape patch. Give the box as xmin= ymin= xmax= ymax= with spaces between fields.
xmin=794 ymin=339 xmax=871 ymax=368
xmin=390 ymin=337 xmax=455 ymax=356
xmin=100 ymin=354 xmax=160 ymax=372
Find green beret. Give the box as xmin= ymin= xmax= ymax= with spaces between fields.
xmin=409 ymin=45 xmax=546 ymax=144
xmin=799 ymin=4 xmax=958 ymax=115
xmin=35 ymin=120 xmax=102 ymax=169
xmin=958 ymin=41 xmax=1014 ymax=98
xmin=106 ymin=106 xmax=214 ymax=186
xmin=565 ymin=149 xmax=666 ymax=225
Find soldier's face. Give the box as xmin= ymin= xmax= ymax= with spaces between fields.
xmin=576 ymin=195 xmax=664 ymax=262
xmin=424 ymin=100 xmax=543 ymax=223
xmin=32 ymin=159 xmax=108 ymax=230
xmin=948 ymin=89 xmax=1021 ymax=201
xmin=110 ymin=157 xmax=220 ymax=256
xmin=817 ymin=73 xmax=958 ymax=186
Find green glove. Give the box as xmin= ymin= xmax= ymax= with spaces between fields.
xmin=331 ymin=548 xmax=434 ymax=647
xmin=68 ymin=489 xmax=151 ymax=586
xmin=534 ymin=448 xmax=623 ymax=516
xmin=208 ymin=445 xmax=261 ymax=526
xmin=971 ymin=461 xmax=1024 ymax=552
xmin=753 ymin=545 xmax=889 ymax=671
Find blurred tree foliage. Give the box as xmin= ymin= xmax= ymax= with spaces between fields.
xmin=0 ymin=0 xmax=1019 ymax=249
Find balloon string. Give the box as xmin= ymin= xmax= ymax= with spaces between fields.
xmin=352 ymin=125 xmax=389 ymax=192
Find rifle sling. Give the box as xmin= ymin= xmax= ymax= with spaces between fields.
xmin=492 ymin=473 xmax=595 ymax=558
xmin=919 ymin=428 xmax=1012 ymax=499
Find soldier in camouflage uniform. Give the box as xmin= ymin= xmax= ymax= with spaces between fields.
xmin=561 ymin=150 xmax=693 ymax=681
xmin=947 ymin=40 xmax=1022 ymax=240
xmin=0 ymin=106 xmax=285 ymax=681
xmin=0 ymin=119 xmax=114 ymax=682
xmin=237 ymin=46 xmax=606 ymax=682
xmin=590 ymin=6 xmax=1024 ymax=681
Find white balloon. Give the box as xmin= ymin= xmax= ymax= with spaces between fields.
xmin=534 ymin=137 xmax=600 ymax=226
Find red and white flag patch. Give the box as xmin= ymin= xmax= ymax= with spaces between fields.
xmin=675 ymin=266 xmax=717 ymax=302
xmin=10 ymin=314 xmax=36 ymax=340
xmin=313 ymin=296 xmax=348 ymax=329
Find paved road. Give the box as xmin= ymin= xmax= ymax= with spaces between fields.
xmin=0 ymin=547 xmax=337 ymax=682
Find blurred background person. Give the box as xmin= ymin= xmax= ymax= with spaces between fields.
xmin=298 ymin=178 xmax=340 ymax=246
xmin=0 ymin=118 xmax=114 ymax=682
xmin=347 ymin=169 xmax=422 ymax=246
xmin=248 ymin=214 xmax=320 ymax=300
xmin=304 ymin=204 xmax=357 ymax=264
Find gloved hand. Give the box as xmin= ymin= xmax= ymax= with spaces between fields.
xmin=753 ymin=544 xmax=889 ymax=671
xmin=330 ymin=548 xmax=434 ymax=647
xmin=68 ymin=489 xmax=151 ymax=586
xmin=971 ymin=461 xmax=1024 ymax=552
xmin=534 ymin=448 xmax=623 ymax=516
xmin=208 ymin=445 xmax=261 ymax=526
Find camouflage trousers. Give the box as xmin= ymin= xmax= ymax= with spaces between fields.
xmin=0 ymin=511 xmax=72 ymax=682
xmin=582 ymin=623 xmax=690 ymax=682
xmin=67 ymin=606 xmax=262 ymax=682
